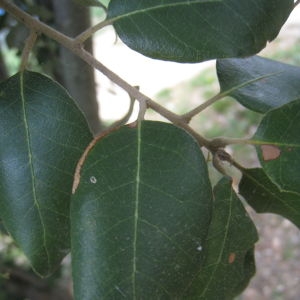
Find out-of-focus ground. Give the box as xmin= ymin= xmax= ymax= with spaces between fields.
xmin=94 ymin=6 xmax=300 ymax=300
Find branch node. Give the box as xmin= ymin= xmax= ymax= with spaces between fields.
xmin=212 ymin=148 xmax=232 ymax=176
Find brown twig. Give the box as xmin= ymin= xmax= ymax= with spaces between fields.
xmin=182 ymin=71 xmax=283 ymax=122
xmin=108 ymin=90 xmax=137 ymax=129
xmin=182 ymin=93 xmax=223 ymax=123
xmin=74 ymin=19 xmax=112 ymax=44
xmin=1 ymin=0 xmax=212 ymax=149
xmin=19 ymin=30 xmax=38 ymax=71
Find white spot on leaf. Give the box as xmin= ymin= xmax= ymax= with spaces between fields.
xmin=90 ymin=176 xmax=97 ymax=184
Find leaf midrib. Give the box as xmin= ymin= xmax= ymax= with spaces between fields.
xmin=132 ymin=122 xmax=142 ymax=299
xmin=20 ymin=72 xmax=50 ymax=271
xmin=200 ymin=186 xmax=233 ymax=297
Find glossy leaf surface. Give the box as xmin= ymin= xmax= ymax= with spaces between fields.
xmin=184 ymin=177 xmax=258 ymax=299
xmin=253 ymin=99 xmax=300 ymax=194
xmin=71 ymin=121 xmax=213 ymax=299
xmin=107 ymin=0 xmax=293 ymax=63
xmin=0 ymin=71 xmax=92 ymax=276
xmin=240 ymin=168 xmax=300 ymax=228
xmin=217 ymin=56 xmax=300 ymax=113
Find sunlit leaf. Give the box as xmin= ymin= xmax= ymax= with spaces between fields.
xmin=107 ymin=0 xmax=293 ymax=63
xmin=71 ymin=121 xmax=213 ymax=299
xmin=0 ymin=71 xmax=92 ymax=276
xmin=217 ymin=56 xmax=300 ymax=113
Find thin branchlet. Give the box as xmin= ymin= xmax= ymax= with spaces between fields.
xmin=19 ymin=30 xmax=38 ymax=71
xmin=1 ymin=0 xmax=254 ymax=173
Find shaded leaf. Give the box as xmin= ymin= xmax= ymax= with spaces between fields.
xmin=71 ymin=121 xmax=213 ymax=299
xmin=73 ymin=0 xmax=106 ymax=7
xmin=239 ymin=168 xmax=300 ymax=228
xmin=107 ymin=0 xmax=293 ymax=63
xmin=253 ymin=99 xmax=300 ymax=194
xmin=0 ymin=71 xmax=92 ymax=277
xmin=217 ymin=56 xmax=300 ymax=113
xmin=184 ymin=177 xmax=258 ymax=299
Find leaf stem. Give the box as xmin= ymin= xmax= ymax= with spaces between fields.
xmin=108 ymin=90 xmax=136 ymax=129
xmin=182 ymin=71 xmax=283 ymax=122
xmin=19 ymin=30 xmax=38 ymax=71
xmin=137 ymin=100 xmax=147 ymax=121
xmin=182 ymin=93 xmax=223 ymax=122
xmin=209 ymin=137 xmax=254 ymax=149
xmin=74 ymin=19 xmax=113 ymax=44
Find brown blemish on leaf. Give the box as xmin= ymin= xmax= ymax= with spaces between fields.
xmin=72 ymin=126 xmax=121 ymax=194
xmin=261 ymin=145 xmax=281 ymax=161
xmin=228 ymin=253 xmax=236 ymax=264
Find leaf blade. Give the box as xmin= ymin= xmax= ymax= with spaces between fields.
xmin=217 ymin=56 xmax=300 ymax=113
xmin=107 ymin=0 xmax=293 ymax=62
xmin=239 ymin=168 xmax=300 ymax=228
xmin=71 ymin=121 xmax=213 ymax=299
xmin=253 ymin=99 xmax=300 ymax=194
xmin=184 ymin=177 xmax=258 ymax=299
xmin=0 ymin=71 xmax=92 ymax=276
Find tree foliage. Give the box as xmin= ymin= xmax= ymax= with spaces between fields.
xmin=0 ymin=0 xmax=299 ymax=299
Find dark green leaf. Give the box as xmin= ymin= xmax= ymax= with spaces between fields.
xmin=217 ymin=56 xmax=300 ymax=113
xmin=0 ymin=71 xmax=92 ymax=277
xmin=74 ymin=0 xmax=106 ymax=7
xmin=253 ymin=99 xmax=300 ymax=194
xmin=107 ymin=0 xmax=293 ymax=63
xmin=184 ymin=177 xmax=258 ymax=299
xmin=71 ymin=121 xmax=213 ymax=299
xmin=239 ymin=168 xmax=300 ymax=228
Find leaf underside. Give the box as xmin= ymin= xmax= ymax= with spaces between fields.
xmin=107 ymin=0 xmax=293 ymax=63
xmin=0 ymin=71 xmax=92 ymax=276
